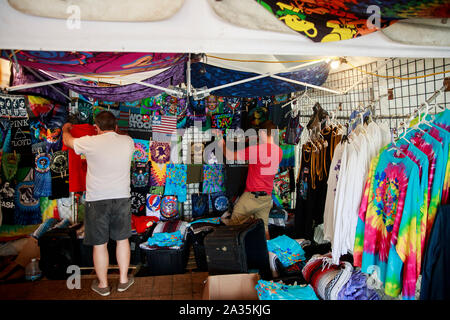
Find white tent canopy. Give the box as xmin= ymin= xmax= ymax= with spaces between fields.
xmin=1 ymin=0 xmax=449 ymax=58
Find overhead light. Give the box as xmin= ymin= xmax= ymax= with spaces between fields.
xmin=330 ymin=59 xmax=341 ymax=69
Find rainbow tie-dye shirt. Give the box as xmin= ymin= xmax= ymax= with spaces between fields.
xmin=356 ymin=150 xmax=422 ymax=300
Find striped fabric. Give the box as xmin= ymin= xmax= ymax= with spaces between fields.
xmin=152 ymin=115 xmax=177 ymax=135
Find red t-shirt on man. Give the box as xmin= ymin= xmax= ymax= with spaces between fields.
xmin=237 ymin=143 xmax=283 ymax=195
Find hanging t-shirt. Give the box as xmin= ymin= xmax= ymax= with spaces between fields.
xmin=323 ymin=142 xmax=345 ymax=244
xmin=49 ymin=150 xmax=69 ymax=200
xmin=62 ymin=124 xmax=97 ymax=193
xmin=0 ymin=180 xmax=16 ymax=225
xmin=359 ymin=150 xmax=422 ymax=300
xmin=406 ymin=129 xmax=445 ymax=244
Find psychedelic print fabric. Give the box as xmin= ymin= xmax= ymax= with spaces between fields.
xmin=131 ymin=162 xmax=150 ymax=189
xmin=149 ymin=141 xmax=171 ymax=164
xmin=254 ymin=0 xmax=395 ymax=42
xmin=164 ymin=164 xmax=187 ymax=203
xmin=202 ymin=164 xmax=226 ymax=194
xmin=2 ymin=51 xmax=186 ymax=75
xmin=358 ymin=151 xmax=422 ymax=300
xmin=160 ymin=195 xmax=179 ymax=221
xmin=191 ymin=193 xmax=209 ymax=218
xmin=272 ymin=170 xmax=291 ymax=208
xmin=149 ymin=161 xmax=167 ymax=187
xmin=146 ymin=194 xmax=161 ymax=220
xmin=133 ymin=139 xmax=150 ymax=162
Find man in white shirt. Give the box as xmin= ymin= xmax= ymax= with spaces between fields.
xmin=62 ymin=111 xmax=135 ymax=296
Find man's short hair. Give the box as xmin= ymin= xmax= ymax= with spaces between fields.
xmin=95 ymin=111 xmax=117 ymax=131
xmin=259 ymin=120 xmax=277 ymax=137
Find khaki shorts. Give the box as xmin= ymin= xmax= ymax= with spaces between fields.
xmin=227 ymin=192 xmax=272 ymax=230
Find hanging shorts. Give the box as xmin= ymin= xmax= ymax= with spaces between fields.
xmin=83 ymin=198 xmax=131 ymax=246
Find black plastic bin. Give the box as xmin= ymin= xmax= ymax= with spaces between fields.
xmin=203 ymin=219 xmax=271 ymax=280
xmin=140 ymin=233 xmax=191 ymax=276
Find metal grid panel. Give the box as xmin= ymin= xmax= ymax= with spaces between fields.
xmin=295 ymin=58 xmax=450 ymax=130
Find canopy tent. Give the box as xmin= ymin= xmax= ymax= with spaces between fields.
xmin=0 ymin=0 xmax=449 ymax=58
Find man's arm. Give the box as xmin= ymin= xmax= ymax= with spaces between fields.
xmin=62 ymin=123 xmax=75 ymax=150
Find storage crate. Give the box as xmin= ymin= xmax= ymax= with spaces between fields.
xmin=140 ymin=232 xmax=191 ymax=275
xmin=204 ymin=219 xmax=271 ymax=279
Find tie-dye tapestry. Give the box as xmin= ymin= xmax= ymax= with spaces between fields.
xmin=2 ymin=51 xmax=187 ymax=75
xmin=255 ymin=1 xmax=449 ymax=43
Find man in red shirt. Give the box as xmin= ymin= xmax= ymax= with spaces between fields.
xmin=220 ymin=120 xmax=282 ymax=239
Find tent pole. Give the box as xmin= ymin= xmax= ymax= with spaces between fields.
xmin=133 ymin=80 xmax=184 ymax=96
xmin=186 ymin=53 xmax=191 ymax=96
xmin=270 ymin=74 xmax=342 ymax=94
xmin=6 ymin=75 xmax=83 ymax=91
xmin=195 ymin=59 xmax=327 ymax=95
xmin=23 ymin=66 xmax=72 ymax=101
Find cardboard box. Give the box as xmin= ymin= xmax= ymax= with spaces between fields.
xmin=202 ymin=273 xmax=260 ymax=300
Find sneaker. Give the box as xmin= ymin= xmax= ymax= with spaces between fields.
xmin=91 ymin=280 xmax=111 ymax=297
xmin=117 ymin=275 xmax=135 ymax=292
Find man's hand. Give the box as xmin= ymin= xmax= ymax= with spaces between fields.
xmin=62 ymin=122 xmax=75 ymax=150
xmin=62 ymin=122 xmax=73 ymax=133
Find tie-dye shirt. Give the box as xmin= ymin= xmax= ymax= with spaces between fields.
xmin=358 ymin=150 xmax=422 ymax=300
xmin=420 ymin=121 xmax=450 ymax=205
xmin=396 ymin=142 xmax=430 ymax=277
xmin=404 ymin=130 xmax=445 ymax=245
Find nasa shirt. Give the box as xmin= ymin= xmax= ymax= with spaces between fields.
xmin=0 ymin=180 xmax=16 ymax=225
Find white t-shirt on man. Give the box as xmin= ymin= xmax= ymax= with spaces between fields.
xmin=73 ymin=132 xmax=135 ymax=202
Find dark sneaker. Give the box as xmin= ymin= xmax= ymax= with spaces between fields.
xmin=117 ymin=275 xmax=135 ymax=292
xmin=91 ymin=280 xmax=111 ymax=296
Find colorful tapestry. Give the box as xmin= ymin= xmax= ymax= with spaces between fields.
xmin=14 ymin=180 xmax=42 ymax=225
xmin=192 ymin=62 xmax=330 ymax=97
xmin=146 ymin=194 xmax=161 ymax=220
xmin=211 ymin=113 xmax=233 ymax=131
xmin=212 ymin=193 xmax=229 ymax=214
xmin=205 ymin=95 xmax=225 ymax=114
xmin=272 ymin=170 xmax=291 ymax=208
xmin=164 ymin=164 xmax=187 ymax=203
xmin=27 ymin=96 xmax=54 ymax=117
xmin=34 ymin=153 xmax=52 ymax=198
xmin=2 ymin=51 xmax=186 ymax=75
xmin=160 ymin=195 xmax=179 ymax=221
xmin=202 ymin=164 xmax=225 ymax=194
xmin=149 ymin=141 xmax=171 ymax=164
xmin=14 ymin=62 xmax=186 ymax=103
xmin=149 ymin=161 xmax=167 ymax=187
xmin=133 ymin=139 xmax=150 ymax=162
xmin=131 ymin=162 xmax=150 ymax=189
xmin=223 ymin=97 xmax=242 ymax=113
xmin=191 ymin=193 xmax=209 ymax=218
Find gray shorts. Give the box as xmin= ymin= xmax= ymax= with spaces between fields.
xmin=83 ymin=198 xmax=131 ymax=246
